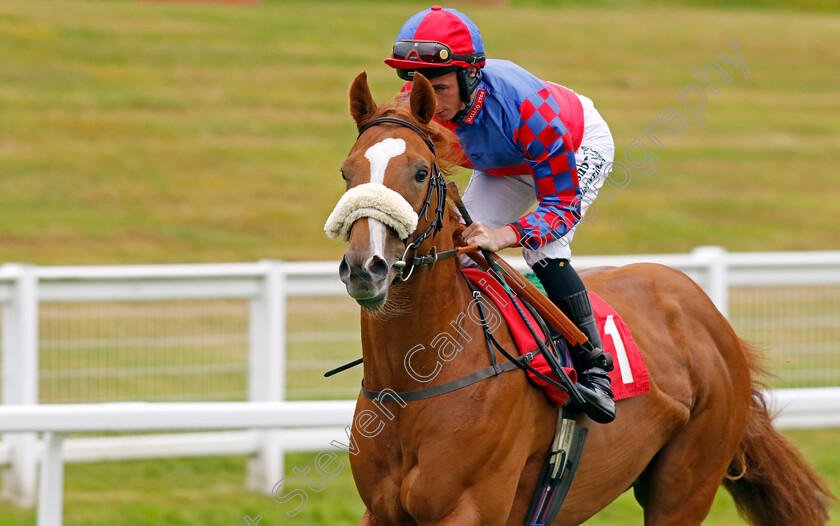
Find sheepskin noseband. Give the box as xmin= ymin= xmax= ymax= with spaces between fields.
xmin=324 ymin=183 xmax=419 ymax=242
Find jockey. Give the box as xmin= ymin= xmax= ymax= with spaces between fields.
xmin=384 ymin=6 xmax=617 ymax=424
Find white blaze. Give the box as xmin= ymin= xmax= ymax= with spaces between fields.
xmin=365 ymin=138 xmax=406 ymax=184
xmin=364 ymin=138 xmax=406 ymax=257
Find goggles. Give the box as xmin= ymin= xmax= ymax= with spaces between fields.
xmin=391 ymin=40 xmax=483 ymax=65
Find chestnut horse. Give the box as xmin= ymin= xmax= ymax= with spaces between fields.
xmin=329 ymin=71 xmax=833 ymax=525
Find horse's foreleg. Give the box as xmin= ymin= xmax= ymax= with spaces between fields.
xmin=359 ymin=500 xmax=475 ymax=526
xmin=359 ymin=508 xmax=386 ymax=526
xmin=420 ymin=498 xmax=482 ymax=526
xmin=358 ymin=509 xmax=373 ymax=526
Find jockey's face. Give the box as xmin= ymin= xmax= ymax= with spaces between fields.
xmin=429 ymin=72 xmax=464 ymax=122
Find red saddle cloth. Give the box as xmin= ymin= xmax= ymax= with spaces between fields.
xmin=462 ymin=268 xmax=650 ymax=406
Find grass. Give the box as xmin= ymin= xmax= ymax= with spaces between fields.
xmin=32 ymin=289 xmax=840 ymax=408
xmin=0 ymin=1 xmax=839 ymax=264
xmin=37 ymin=300 xmax=252 ymax=403
xmin=0 ymin=428 xmax=836 ymax=525
xmin=1 ymin=0 xmax=839 ymax=524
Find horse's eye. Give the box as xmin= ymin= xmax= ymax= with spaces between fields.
xmin=415 ymin=169 xmax=428 ymax=183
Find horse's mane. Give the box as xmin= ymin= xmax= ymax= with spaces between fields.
xmin=360 ymin=95 xmax=463 ymax=178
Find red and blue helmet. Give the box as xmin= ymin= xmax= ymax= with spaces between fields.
xmin=385 ymin=6 xmax=486 ymax=77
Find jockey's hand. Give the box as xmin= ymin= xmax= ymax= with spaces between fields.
xmin=462 ymin=222 xmax=518 ymax=252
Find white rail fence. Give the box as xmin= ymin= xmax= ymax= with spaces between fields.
xmin=1 ymin=247 xmax=840 ymax=522
xmin=1 ymin=400 xmax=356 ymax=526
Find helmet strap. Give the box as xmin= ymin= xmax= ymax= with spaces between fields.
xmin=453 ymin=67 xmax=482 ymax=123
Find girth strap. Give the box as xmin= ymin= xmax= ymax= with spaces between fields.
xmin=360 ymin=352 xmax=536 ymax=402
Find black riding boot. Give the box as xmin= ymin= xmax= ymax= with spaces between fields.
xmin=534 ymin=259 xmax=616 ymax=424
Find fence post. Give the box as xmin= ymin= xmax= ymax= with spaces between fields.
xmin=37 ymin=433 xmax=64 ymax=526
xmin=1 ymin=264 xmax=39 ymax=507
xmin=691 ymin=246 xmax=729 ymax=318
xmin=247 ymin=260 xmax=286 ymax=494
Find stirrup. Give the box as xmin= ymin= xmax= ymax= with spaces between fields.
xmin=576 ymin=342 xmax=613 ymax=372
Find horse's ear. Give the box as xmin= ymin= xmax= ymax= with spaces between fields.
xmin=409 ymin=73 xmax=436 ymax=125
xmin=349 ymin=71 xmax=377 ymax=130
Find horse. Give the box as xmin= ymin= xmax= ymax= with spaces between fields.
xmin=327 ymin=71 xmax=833 ymax=526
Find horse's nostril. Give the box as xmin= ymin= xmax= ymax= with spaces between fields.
xmin=366 ymin=256 xmax=390 ymax=280
xmin=339 ymin=257 xmax=351 ymax=282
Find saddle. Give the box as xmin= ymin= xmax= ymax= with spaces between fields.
xmin=462 ymin=267 xmax=650 ymax=406
xmin=461 ymin=259 xmax=649 ymax=526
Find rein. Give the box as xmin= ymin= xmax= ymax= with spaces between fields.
xmin=343 ymin=116 xmax=578 ymax=405
xmin=356 ymin=116 xmax=449 ymax=282
xmin=360 ymin=274 xmax=581 ymax=403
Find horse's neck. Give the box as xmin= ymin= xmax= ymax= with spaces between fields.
xmin=360 ymin=224 xmax=478 ymax=393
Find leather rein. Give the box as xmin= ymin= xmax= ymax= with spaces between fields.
xmin=351 ymin=116 xmax=564 ymax=403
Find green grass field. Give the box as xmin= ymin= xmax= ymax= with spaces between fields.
xmin=0 ymin=428 xmax=837 ymax=525
xmin=1 ymin=0 xmax=839 ymax=265
xmin=1 ymin=0 xmax=839 ymax=524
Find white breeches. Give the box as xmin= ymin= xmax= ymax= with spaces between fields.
xmin=462 ymin=93 xmax=615 ymax=267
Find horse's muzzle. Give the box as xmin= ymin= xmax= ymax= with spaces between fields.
xmin=339 ymin=252 xmax=391 ymax=309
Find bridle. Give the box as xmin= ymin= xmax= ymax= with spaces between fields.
xmin=342 ymin=119 xmax=583 ymax=411
xmin=356 ymin=116 xmax=448 ymax=282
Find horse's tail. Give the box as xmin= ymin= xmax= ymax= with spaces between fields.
xmin=722 ymin=342 xmax=835 ymax=526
